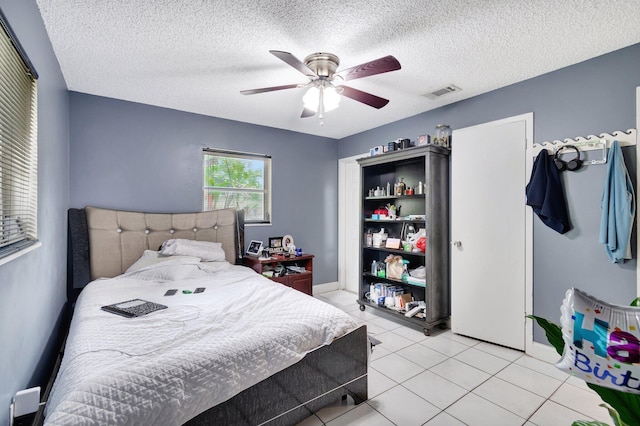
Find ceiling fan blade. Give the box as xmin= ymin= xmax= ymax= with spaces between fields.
xmin=240 ymin=84 xmax=300 ymax=95
xmin=336 ymin=55 xmax=401 ymax=82
xmin=301 ymin=107 xmax=315 ymax=118
xmin=338 ymin=86 xmax=389 ymax=109
xmin=269 ymin=50 xmax=318 ymax=78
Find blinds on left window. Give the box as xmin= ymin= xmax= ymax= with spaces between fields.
xmin=0 ymin=11 xmax=38 ymax=258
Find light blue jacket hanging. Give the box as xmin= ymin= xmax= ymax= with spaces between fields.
xmin=599 ymin=140 xmax=636 ymax=263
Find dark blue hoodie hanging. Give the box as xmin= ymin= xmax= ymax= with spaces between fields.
xmin=526 ymin=149 xmax=571 ymax=234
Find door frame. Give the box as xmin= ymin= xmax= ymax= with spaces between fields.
xmin=338 ymin=153 xmax=367 ymax=292
xmin=636 ymin=87 xmax=640 ymax=298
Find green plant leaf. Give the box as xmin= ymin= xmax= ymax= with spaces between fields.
xmin=597 ymin=403 xmax=625 ymax=426
xmin=630 ymin=297 xmax=640 ymax=307
xmin=586 ymin=384 xmax=640 ymax=426
xmin=527 ymin=314 xmax=564 ymax=355
xmin=571 ymin=421 xmax=610 ymax=426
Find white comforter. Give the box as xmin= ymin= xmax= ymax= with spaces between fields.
xmin=45 ymin=260 xmax=358 ymax=425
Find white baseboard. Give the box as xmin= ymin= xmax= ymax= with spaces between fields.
xmin=312 ymin=281 xmax=339 ymax=295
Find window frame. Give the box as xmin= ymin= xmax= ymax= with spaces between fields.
xmin=202 ymin=148 xmax=272 ymax=225
xmin=0 ymin=8 xmax=39 ymax=263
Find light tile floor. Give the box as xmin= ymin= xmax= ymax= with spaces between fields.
xmin=298 ymin=290 xmax=612 ymax=426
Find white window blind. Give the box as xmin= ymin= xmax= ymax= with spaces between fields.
xmin=0 ymin=12 xmax=38 ymax=258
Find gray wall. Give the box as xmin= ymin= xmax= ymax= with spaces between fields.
xmin=0 ymin=1 xmax=69 ymax=424
xmin=339 ymin=43 xmax=640 ymax=343
xmin=69 ymin=93 xmax=339 ymax=284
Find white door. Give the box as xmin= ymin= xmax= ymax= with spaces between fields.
xmin=338 ymin=155 xmax=364 ymax=293
xmin=451 ymin=118 xmax=527 ymax=350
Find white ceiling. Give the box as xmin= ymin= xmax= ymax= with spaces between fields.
xmin=36 ymin=0 xmax=640 ymax=140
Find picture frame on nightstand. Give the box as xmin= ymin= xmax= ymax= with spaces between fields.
xmin=246 ymin=240 xmax=263 ymax=257
xmin=268 ymin=236 xmax=284 ymax=254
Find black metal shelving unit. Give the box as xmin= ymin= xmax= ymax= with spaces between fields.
xmin=357 ymin=145 xmax=450 ymax=335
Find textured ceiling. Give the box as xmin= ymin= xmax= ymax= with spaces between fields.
xmin=36 ymin=0 xmax=640 ymax=139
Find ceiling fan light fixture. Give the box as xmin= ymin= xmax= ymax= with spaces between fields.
xmin=303 ymin=85 xmax=340 ymax=113
xmin=323 ymin=86 xmax=341 ymax=111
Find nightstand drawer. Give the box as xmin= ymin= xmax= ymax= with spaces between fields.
xmin=242 ymin=254 xmax=314 ymax=296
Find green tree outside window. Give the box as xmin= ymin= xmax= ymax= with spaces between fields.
xmin=203 ymin=150 xmax=271 ymax=223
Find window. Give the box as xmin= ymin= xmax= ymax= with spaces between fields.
xmin=203 ymin=149 xmax=271 ymax=224
xmin=0 ymin=11 xmax=38 ymax=260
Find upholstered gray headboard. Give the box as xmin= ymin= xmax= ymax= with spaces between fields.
xmin=67 ymin=206 xmax=245 ymax=303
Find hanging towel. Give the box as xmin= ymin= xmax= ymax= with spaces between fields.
xmin=526 ymin=149 xmax=571 ymax=234
xmin=599 ymin=140 xmax=635 ymax=263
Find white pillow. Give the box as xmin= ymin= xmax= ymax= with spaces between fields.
xmin=125 ymin=250 xmax=201 ymax=273
xmin=159 ymin=239 xmax=226 ymax=262
xmin=127 ymin=263 xmax=206 ymax=282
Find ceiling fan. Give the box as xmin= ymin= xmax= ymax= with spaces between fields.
xmin=240 ymin=50 xmax=401 ymax=122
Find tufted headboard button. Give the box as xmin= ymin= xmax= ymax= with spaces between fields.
xmin=214 ymin=225 xmax=218 ymax=230
xmin=117 ymin=228 xmax=122 ymax=233
xmin=193 ymin=228 xmax=198 ymax=232
xmin=145 ymin=229 xmax=150 ymax=234
xmin=170 ymin=229 xmax=175 ymax=234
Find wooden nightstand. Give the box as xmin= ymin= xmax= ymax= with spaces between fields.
xmin=243 ymin=253 xmax=314 ymax=296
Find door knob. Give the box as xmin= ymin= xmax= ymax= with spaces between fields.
xmin=452 ymin=240 xmax=462 ymax=247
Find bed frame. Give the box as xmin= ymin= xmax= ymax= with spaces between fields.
xmin=37 ymin=206 xmax=368 ymax=425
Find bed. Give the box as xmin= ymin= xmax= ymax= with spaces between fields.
xmin=40 ymin=206 xmax=368 ymax=425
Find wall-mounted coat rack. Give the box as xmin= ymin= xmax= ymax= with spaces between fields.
xmin=529 ymin=129 xmax=637 ymax=165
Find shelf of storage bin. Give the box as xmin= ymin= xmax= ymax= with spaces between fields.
xmin=357 ymin=299 xmax=427 ymax=324
xmin=362 ymin=272 xmax=426 ymax=288
xmin=362 ymin=246 xmax=426 ymax=257
xmin=364 ymin=219 xmax=426 ymax=224
xmin=365 ymin=194 xmax=425 ymax=201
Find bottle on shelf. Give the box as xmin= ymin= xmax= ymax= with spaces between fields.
xmin=435 ymin=124 xmax=451 ymax=148
xmin=380 ymin=228 xmax=388 ymax=246
xmin=365 ymin=229 xmax=373 ymax=247
xmin=395 ymin=178 xmax=406 ymax=196
xmin=386 ymin=182 xmax=391 ymax=197
xmin=401 ymin=260 xmax=410 ymax=282
xmin=377 ymin=262 xmax=386 ymax=278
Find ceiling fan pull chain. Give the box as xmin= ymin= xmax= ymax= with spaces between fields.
xmin=318 ymin=86 xmax=325 ymax=122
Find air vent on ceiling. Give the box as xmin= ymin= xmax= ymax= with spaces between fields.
xmin=423 ymin=85 xmax=461 ymax=100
